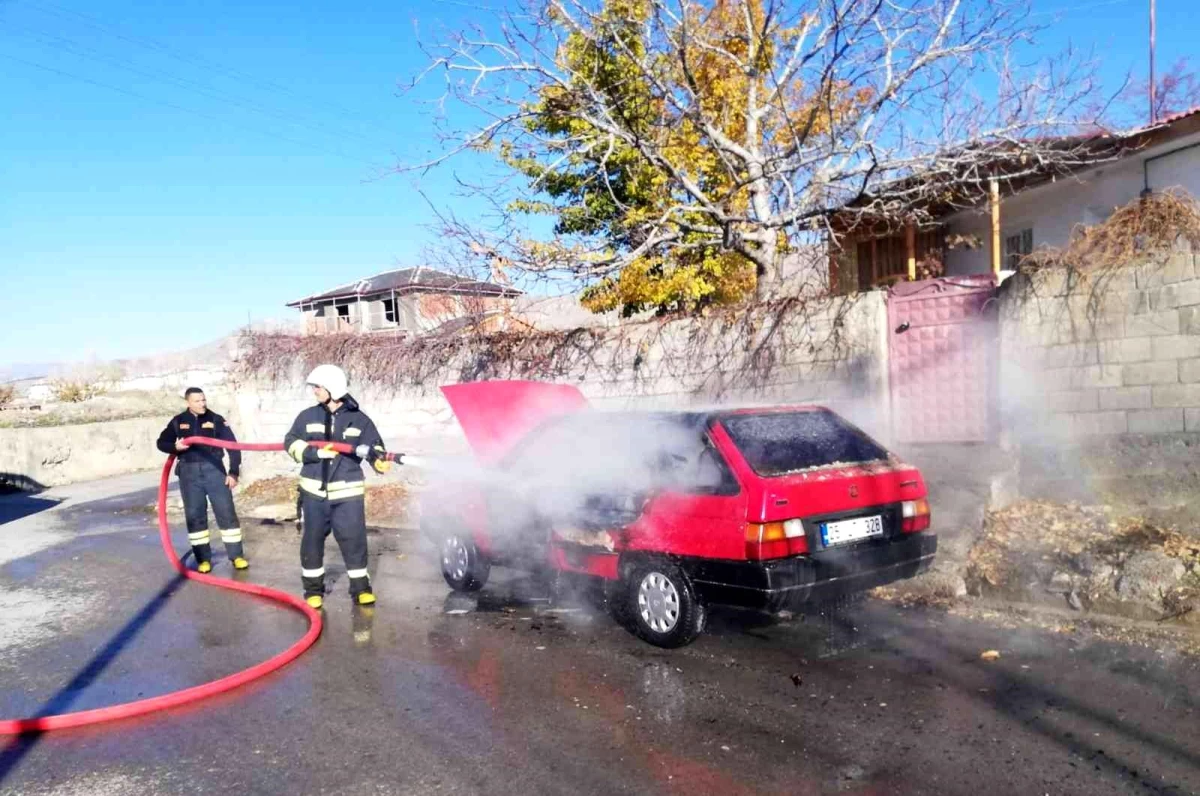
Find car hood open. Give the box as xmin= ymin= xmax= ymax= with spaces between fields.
xmin=440 ymin=380 xmax=589 ymax=463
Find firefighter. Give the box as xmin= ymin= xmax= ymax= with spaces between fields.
xmin=156 ymin=387 xmax=247 ymax=573
xmin=284 ymin=364 xmax=391 ymax=609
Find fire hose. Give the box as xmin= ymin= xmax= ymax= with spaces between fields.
xmin=0 ymin=436 xmax=403 ymax=735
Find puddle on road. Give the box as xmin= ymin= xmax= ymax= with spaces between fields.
xmin=434 ymin=573 xmax=906 ymax=666
xmin=440 ymin=572 xmax=564 ymax=616
xmin=439 ymin=580 xmax=607 ymax=640
xmin=639 ymin=661 xmax=687 ymax=724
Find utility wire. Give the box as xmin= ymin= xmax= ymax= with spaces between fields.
xmin=0 ymin=51 xmax=385 ymax=168
xmin=1031 ymin=0 xmax=1136 ymax=17
xmin=21 ymin=0 xmax=404 ymax=140
xmin=6 ymin=20 xmax=399 ymax=153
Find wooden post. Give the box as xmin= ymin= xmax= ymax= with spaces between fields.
xmin=990 ymin=179 xmax=1002 ymax=276
xmin=905 ymin=222 xmax=916 ymax=281
xmin=871 ymin=237 xmax=879 ymax=287
xmin=1150 ymin=0 xmax=1157 ymax=125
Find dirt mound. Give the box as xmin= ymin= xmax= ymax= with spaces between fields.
xmin=966 ymin=500 xmax=1200 ymax=621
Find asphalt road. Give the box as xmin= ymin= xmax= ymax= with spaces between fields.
xmin=1 ymin=474 xmax=1198 ymax=795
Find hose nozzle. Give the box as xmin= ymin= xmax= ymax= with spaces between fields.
xmin=355 ymin=444 xmax=402 ymax=464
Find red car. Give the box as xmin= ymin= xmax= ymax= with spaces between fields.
xmin=421 ymin=381 xmax=935 ymax=648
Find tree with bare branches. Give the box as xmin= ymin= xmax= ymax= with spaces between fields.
xmin=407 ymin=0 xmax=1105 ymax=309
xmin=1117 ymin=57 xmax=1200 ymax=127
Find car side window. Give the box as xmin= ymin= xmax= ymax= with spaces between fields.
xmin=668 ymin=436 xmax=740 ymax=496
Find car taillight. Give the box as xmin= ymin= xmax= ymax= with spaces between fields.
xmin=901 ymin=498 xmax=931 ymax=533
xmin=745 ymin=519 xmax=808 ymax=560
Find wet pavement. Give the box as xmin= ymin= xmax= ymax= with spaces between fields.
xmin=1 ymin=474 xmax=1199 ymax=795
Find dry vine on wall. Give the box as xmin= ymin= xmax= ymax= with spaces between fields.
xmin=1008 ymin=190 xmax=1200 ymax=343
xmin=235 ymin=292 xmax=871 ymax=403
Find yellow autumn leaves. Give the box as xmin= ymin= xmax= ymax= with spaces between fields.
xmin=503 ymin=0 xmax=871 ymax=314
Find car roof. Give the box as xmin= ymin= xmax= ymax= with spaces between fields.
xmin=714 ymin=405 xmax=828 ymax=417
xmin=544 ymin=405 xmax=830 ymax=430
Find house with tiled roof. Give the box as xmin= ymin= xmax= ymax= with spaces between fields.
xmin=286 ymin=267 xmax=523 ymax=336
xmin=829 ymin=107 xmax=1200 ymax=293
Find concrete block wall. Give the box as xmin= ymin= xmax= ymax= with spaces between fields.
xmin=0 ymin=417 xmax=166 ymax=488
xmin=998 ymin=253 xmax=1200 ymax=439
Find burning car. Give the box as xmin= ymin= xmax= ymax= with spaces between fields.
xmin=421 ymin=381 xmax=935 ymax=648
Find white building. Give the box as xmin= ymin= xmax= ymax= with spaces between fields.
xmin=831 ymin=107 xmax=1200 ymax=291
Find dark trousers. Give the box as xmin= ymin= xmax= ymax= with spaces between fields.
xmin=179 ymin=462 xmax=243 ymax=564
xmin=300 ymin=492 xmax=371 ymax=598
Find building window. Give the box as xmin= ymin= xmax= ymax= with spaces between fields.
xmin=336 ymin=304 xmax=350 ymax=318
xmin=383 ymin=298 xmax=396 ymax=324
xmin=852 ymin=228 xmax=946 ymax=290
xmin=1004 ymin=228 xmax=1033 ymax=269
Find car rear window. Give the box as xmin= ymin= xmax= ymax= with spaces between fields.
xmin=719 ymin=411 xmax=889 ymax=477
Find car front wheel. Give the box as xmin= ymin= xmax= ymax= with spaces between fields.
xmin=625 ymin=561 xmax=705 ymax=648
xmin=440 ymin=533 xmax=490 ymax=592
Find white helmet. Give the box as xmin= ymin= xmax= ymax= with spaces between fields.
xmin=305 ymin=364 xmax=349 ymax=400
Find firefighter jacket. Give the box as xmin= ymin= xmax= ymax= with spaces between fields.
xmin=284 ymin=395 xmax=385 ymax=501
xmin=156 ymin=410 xmax=242 ymax=477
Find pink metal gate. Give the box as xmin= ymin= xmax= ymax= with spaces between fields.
xmin=887 ymin=275 xmax=998 ymax=443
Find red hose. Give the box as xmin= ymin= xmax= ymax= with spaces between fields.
xmin=0 ymin=437 xmax=335 ymax=735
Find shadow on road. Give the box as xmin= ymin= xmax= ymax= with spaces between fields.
xmin=0 ymin=573 xmax=188 ymax=783
xmin=0 ymin=475 xmax=58 ymax=525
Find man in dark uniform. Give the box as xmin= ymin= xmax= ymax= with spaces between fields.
xmin=156 ymin=387 xmax=247 ymax=573
xmin=284 ymin=364 xmax=390 ymax=609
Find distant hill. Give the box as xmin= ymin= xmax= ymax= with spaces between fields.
xmin=0 ymin=363 xmax=57 ymax=382
xmin=111 ymin=336 xmax=238 ymax=378
xmin=0 ymin=318 xmax=300 ymax=385
xmin=0 ymin=340 xmax=234 ymax=385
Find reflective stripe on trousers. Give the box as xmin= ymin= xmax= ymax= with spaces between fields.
xmin=298 ymin=492 xmax=371 ymax=598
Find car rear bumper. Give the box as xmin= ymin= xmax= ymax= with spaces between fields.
xmin=681 ymin=533 xmax=937 ymax=613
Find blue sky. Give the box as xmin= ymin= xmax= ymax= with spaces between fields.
xmin=0 ymin=0 xmax=1196 ymax=366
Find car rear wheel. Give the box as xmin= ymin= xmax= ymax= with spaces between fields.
xmin=624 ymin=561 xmax=705 ymax=648
xmin=440 ymin=534 xmax=490 ymax=592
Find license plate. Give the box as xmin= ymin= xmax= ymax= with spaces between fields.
xmin=820 ymin=515 xmax=884 ymax=547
